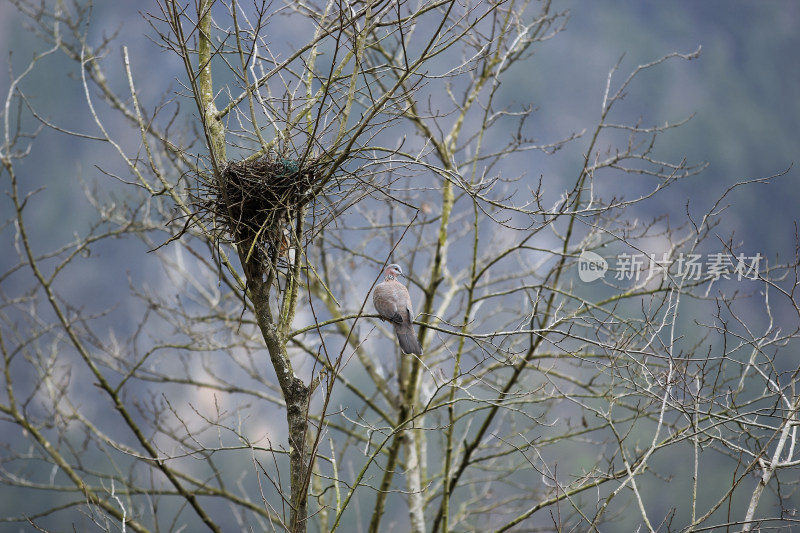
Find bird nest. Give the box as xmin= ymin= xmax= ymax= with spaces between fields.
xmin=198 ymin=155 xmax=320 ymax=267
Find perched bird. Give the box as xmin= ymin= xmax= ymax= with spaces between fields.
xmin=373 ymin=264 xmax=423 ymax=355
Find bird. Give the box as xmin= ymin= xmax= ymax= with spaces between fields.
xmin=373 ymin=264 xmax=423 ymax=355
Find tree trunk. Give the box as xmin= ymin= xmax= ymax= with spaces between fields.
xmin=247 ymin=263 xmax=311 ymax=532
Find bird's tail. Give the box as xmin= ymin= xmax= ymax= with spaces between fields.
xmin=395 ymin=322 xmax=423 ymax=355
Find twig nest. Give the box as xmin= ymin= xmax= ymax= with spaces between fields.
xmin=208 ymin=154 xmax=319 ymax=265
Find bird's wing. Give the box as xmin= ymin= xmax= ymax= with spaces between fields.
xmin=403 ymin=297 xmax=414 ymax=325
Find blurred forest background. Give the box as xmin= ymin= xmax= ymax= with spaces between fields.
xmin=1 ymin=0 xmax=799 ymax=531
xmin=1 ymin=2 xmax=798 ymax=308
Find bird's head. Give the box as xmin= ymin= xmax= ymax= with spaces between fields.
xmin=384 ymin=264 xmax=404 ymax=280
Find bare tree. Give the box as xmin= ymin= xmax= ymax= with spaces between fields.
xmin=2 ymin=0 xmax=799 ymax=532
